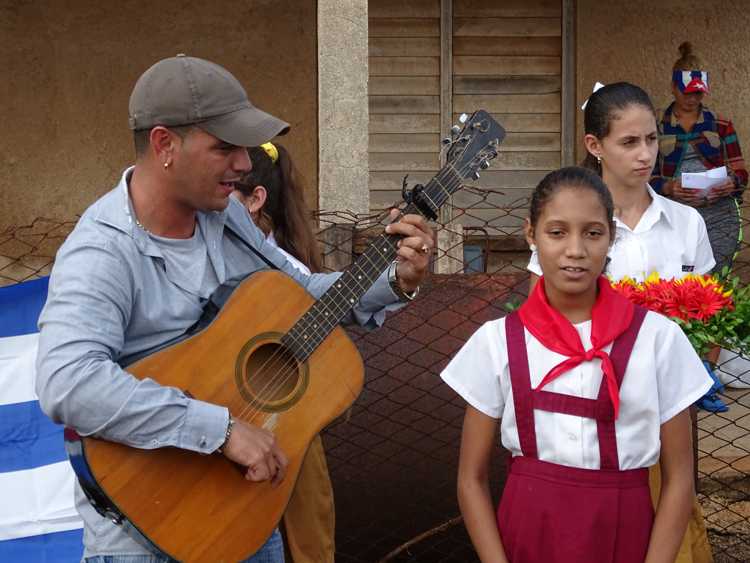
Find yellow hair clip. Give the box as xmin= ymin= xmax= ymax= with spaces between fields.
xmin=260 ymin=142 xmax=279 ymax=164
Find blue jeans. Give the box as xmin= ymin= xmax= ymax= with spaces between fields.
xmin=83 ymin=528 xmax=284 ymax=563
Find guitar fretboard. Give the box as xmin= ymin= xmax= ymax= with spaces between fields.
xmin=282 ymin=164 xmax=463 ymax=361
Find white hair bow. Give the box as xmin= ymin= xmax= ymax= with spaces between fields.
xmin=581 ymin=82 xmax=606 ymax=110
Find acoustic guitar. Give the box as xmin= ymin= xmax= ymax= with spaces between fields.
xmin=64 ymin=110 xmax=505 ymax=562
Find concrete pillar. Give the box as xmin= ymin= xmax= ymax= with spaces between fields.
xmin=317 ymin=0 xmax=370 ymax=218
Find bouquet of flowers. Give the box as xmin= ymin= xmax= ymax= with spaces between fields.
xmin=611 ymin=273 xmax=750 ymax=357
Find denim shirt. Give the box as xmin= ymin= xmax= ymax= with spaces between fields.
xmin=35 ymin=167 xmax=401 ymax=557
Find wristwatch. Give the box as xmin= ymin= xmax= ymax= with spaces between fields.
xmin=387 ymin=260 xmax=420 ymax=302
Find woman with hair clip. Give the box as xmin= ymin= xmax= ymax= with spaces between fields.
xmin=233 ymin=142 xmax=333 ymax=563
xmin=651 ymin=42 xmax=747 ymax=274
xmin=527 ymin=82 xmax=715 ymax=562
xmin=529 ymin=82 xmax=714 ymax=286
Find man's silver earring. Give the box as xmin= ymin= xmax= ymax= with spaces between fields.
xmin=164 ymin=161 xmax=171 ymax=169
xmin=596 ymin=155 xmax=602 ymax=164
xmin=530 ymin=243 xmax=537 ymax=252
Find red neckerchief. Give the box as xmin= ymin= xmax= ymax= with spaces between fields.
xmin=518 ymin=276 xmax=634 ymax=419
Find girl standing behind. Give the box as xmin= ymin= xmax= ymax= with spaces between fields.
xmin=651 ymin=42 xmax=747 ymax=273
xmin=234 ymin=143 xmax=333 ymax=563
xmin=443 ymin=167 xmax=712 ymax=563
xmin=529 ymin=82 xmax=715 ymax=285
xmin=235 ymin=143 xmax=322 ymax=274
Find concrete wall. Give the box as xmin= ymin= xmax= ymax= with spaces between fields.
xmin=576 ymin=0 xmax=750 ymax=162
xmin=0 ymin=0 xmax=318 ymax=231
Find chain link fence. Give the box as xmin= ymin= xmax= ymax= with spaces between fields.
xmin=315 ymin=191 xmax=750 ymax=563
xmin=0 ymin=219 xmax=76 ymax=286
xmin=2 ymin=191 xmax=750 ymax=562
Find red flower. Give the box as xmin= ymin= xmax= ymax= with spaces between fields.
xmin=611 ymin=274 xmax=732 ymax=323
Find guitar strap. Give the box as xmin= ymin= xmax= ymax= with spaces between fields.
xmin=118 ymin=222 xmax=280 ymax=367
xmin=225 ymin=223 xmax=282 ymax=272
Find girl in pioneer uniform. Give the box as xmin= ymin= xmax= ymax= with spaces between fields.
xmin=530 ymin=81 xmax=718 ymax=559
xmin=442 ymin=166 xmax=712 ymax=563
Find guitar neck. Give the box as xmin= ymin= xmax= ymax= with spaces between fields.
xmin=282 ymin=165 xmax=464 ymax=361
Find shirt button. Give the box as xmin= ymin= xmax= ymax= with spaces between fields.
xmin=199 ymin=435 xmax=208 ymax=448
xmin=568 ymin=432 xmax=578 ymax=441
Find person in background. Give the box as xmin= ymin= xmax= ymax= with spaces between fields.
xmin=651 ymin=42 xmax=747 ymax=274
xmin=233 ymin=142 xmax=333 ymax=563
xmin=529 ymin=83 xmax=714 ymax=288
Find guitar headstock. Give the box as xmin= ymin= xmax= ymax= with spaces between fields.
xmin=444 ymin=110 xmax=506 ymax=182
xmin=398 ymin=110 xmax=506 ymax=221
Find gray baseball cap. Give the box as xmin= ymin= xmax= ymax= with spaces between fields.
xmin=128 ymin=54 xmax=289 ymax=147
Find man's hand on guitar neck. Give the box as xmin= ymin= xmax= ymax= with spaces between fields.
xmin=221 ymin=419 xmax=289 ymax=486
xmin=385 ymin=212 xmax=434 ymax=293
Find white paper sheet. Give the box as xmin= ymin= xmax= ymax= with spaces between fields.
xmin=681 ymin=166 xmax=728 ymax=191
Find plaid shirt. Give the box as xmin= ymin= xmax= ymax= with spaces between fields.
xmin=650 ymin=103 xmax=747 ymax=196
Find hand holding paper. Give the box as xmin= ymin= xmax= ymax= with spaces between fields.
xmin=681 ymin=166 xmax=728 ymax=192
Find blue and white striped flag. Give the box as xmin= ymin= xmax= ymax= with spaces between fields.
xmin=0 ymin=277 xmax=83 ymax=561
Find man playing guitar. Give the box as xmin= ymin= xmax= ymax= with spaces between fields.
xmin=35 ymin=55 xmax=433 ymax=562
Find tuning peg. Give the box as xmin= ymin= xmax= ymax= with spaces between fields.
xmin=471 ymin=171 xmax=480 ymax=181
xmin=480 ymin=159 xmax=491 ymax=170
xmin=442 ymin=137 xmax=452 ymax=145
xmin=459 ymin=113 xmax=468 ymax=124
xmin=450 ymin=124 xmax=461 ymax=135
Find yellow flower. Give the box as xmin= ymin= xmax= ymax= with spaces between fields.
xmin=617 ymin=275 xmax=640 ymax=287
xmin=644 ymin=271 xmax=661 ymax=285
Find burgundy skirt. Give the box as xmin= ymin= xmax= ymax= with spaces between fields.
xmin=497 ymin=457 xmax=654 ymax=563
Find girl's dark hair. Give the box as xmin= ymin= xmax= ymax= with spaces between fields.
xmin=581 ymin=82 xmax=656 ymax=172
xmin=237 ymin=145 xmax=322 ymax=272
xmin=529 ymin=166 xmax=615 ymax=233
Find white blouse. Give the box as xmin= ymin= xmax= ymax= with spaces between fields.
xmin=440 ymin=311 xmax=712 ymax=470
xmin=266 ymin=233 xmax=310 ymax=275
xmin=527 ymin=185 xmax=715 ymax=282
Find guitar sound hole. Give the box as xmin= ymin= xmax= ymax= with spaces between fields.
xmin=243 ymin=343 xmax=301 ymax=403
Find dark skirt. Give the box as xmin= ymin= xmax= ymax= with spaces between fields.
xmin=698 ymin=197 xmax=742 ymax=274
xmin=497 ymin=457 xmax=654 ymax=563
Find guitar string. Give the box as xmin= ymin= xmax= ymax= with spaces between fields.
xmin=236 ymin=238 xmax=403 ymax=424
xmin=234 ymin=221 xmax=425 ymax=424
xmin=237 ymin=159 xmax=471 ymax=426
xmin=233 ymin=153 xmax=486 ymax=425
xmin=236 ymin=158 xmax=474 ymax=426
xmin=234 ymin=163 xmax=467 ymax=424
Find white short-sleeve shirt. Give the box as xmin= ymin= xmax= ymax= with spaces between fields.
xmin=440 ymin=311 xmax=712 ymax=470
xmin=527 ymin=186 xmax=715 ymax=281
